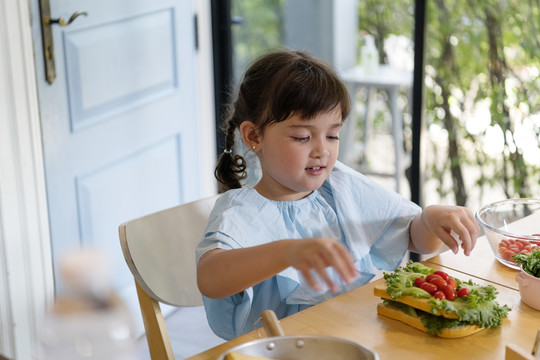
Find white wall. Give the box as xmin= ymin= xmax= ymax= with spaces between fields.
xmin=0 ymin=0 xmax=55 ymax=358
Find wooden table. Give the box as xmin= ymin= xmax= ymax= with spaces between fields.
xmin=187 ymin=249 xmax=539 ymax=360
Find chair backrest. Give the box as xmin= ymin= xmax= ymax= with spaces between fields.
xmin=119 ymin=194 xmax=219 ymax=360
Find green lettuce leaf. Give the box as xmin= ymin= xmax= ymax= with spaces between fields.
xmin=382 ymin=299 xmax=418 ymax=317
xmin=383 ymin=299 xmax=470 ymax=335
xmin=382 ymin=261 xmax=433 ymax=299
xmin=419 ymin=310 xmax=469 ymax=335
xmin=512 ymin=247 xmax=540 ymax=278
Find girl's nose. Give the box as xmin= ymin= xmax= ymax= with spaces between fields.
xmin=311 ymin=141 xmax=330 ymax=158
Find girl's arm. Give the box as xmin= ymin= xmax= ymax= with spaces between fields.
xmin=409 ymin=205 xmax=480 ymax=256
xmin=197 ymin=238 xmax=357 ymax=299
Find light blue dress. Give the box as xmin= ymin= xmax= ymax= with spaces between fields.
xmin=196 ymin=161 xmax=421 ymax=340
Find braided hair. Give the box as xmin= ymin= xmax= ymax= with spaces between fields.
xmin=215 ymin=49 xmax=350 ymax=192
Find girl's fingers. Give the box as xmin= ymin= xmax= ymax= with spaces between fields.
xmin=452 ymin=223 xmax=472 ymax=255
xmin=300 ymin=267 xmax=321 ymax=292
xmin=450 ymin=211 xmax=479 ymax=255
xmin=318 ymin=244 xmax=357 ymax=290
xmin=312 ymin=253 xmax=342 ymax=292
xmin=464 ymin=216 xmax=480 ymax=248
xmin=438 ymin=229 xmax=460 ymax=254
xmin=290 ymin=238 xmax=357 ymax=292
xmin=315 ymin=266 xmax=338 ymax=292
xmin=329 ymin=244 xmax=357 ymax=283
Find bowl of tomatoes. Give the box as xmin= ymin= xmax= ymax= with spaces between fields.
xmin=476 ymin=198 xmax=540 ymax=270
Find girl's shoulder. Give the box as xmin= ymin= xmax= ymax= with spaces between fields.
xmin=214 ymin=187 xmax=255 ymax=206
xmin=212 ymin=187 xmax=271 ymax=212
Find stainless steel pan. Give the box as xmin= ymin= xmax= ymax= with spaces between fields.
xmin=217 ymin=310 xmax=379 ymax=360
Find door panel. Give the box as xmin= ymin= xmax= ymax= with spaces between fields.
xmin=32 ymin=0 xmax=200 ymax=333
xmin=76 ymin=136 xmax=183 ymax=289
xmin=63 ymin=10 xmax=177 ymax=128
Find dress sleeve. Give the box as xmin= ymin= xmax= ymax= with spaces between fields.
xmin=324 ymin=161 xmax=421 ymax=270
xmin=195 ymin=191 xmax=245 ymax=263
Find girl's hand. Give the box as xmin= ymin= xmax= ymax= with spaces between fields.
xmin=285 ymin=238 xmax=358 ymax=292
xmin=419 ymin=205 xmax=480 ymax=256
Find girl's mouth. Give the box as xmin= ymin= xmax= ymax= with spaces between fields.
xmin=305 ymin=166 xmax=325 ymax=175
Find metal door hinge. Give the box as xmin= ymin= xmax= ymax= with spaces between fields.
xmin=194 ymin=13 xmax=199 ymax=51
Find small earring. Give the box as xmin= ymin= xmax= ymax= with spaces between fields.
xmin=252 ymin=145 xmax=256 ymax=150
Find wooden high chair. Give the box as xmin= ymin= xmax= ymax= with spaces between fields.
xmin=118 ymin=194 xmax=220 ymax=360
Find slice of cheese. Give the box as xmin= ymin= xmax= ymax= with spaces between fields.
xmin=225 ymin=351 xmax=274 ymax=360
xmin=373 ymin=283 xmax=459 ymax=319
xmin=376 ymin=302 xmax=484 ymax=338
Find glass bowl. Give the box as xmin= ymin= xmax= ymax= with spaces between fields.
xmin=476 ymin=198 xmax=540 ymax=270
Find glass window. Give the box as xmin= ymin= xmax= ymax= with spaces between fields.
xmin=227 ymin=1 xmax=540 ymax=209
xmin=423 ymin=1 xmax=540 ymax=209
xmin=230 ymin=0 xmax=284 ymax=84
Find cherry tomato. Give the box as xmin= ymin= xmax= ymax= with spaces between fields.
xmin=414 ymin=277 xmax=426 ymax=288
xmin=499 ymin=237 xmax=536 ymax=262
xmin=501 ymin=249 xmax=514 ymax=261
xmin=420 ymin=282 xmax=438 ymax=295
xmin=429 ymin=277 xmax=447 ymax=290
xmin=433 ymin=271 xmax=450 ymax=282
xmin=433 ymin=291 xmax=446 ymax=300
xmin=447 ymin=277 xmax=457 ymax=291
xmin=441 ymin=284 xmax=456 ymax=300
xmin=508 ymin=245 xmax=520 ymax=253
xmin=425 ymin=274 xmax=444 ymax=283
xmin=457 ymin=288 xmax=470 ymax=297
xmin=500 ymin=239 xmax=511 ymax=247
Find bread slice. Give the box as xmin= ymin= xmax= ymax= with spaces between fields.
xmin=376 ymin=302 xmax=484 ymax=338
xmin=373 ymin=284 xmax=459 ymax=319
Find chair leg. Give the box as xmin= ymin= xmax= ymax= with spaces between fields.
xmin=136 ymin=281 xmax=175 ymax=360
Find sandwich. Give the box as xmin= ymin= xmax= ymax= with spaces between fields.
xmin=374 ymin=261 xmax=510 ymax=338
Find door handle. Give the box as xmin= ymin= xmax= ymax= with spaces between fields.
xmin=50 ymin=11 xmax=88 ymax=27
xmin=39 ymin=0 xmax=88 ymax=84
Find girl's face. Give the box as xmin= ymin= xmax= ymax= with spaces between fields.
xmin=253 ymin=107 xmax=342 ymax=201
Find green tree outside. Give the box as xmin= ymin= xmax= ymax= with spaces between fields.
xmin=360 ymin=0 xmax=540 ymax=207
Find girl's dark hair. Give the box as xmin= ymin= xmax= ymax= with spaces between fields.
xmin=215 ymin=49 xmax=350 ymax=192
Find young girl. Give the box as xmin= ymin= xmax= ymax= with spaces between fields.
xmin=196 ymin=50 xmax=479 ymax=340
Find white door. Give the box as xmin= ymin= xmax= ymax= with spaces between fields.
xmin=30 ymin=0 xmax=201 ymax=331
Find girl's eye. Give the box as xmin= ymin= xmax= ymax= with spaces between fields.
xmin=328 ymin=135 xmax=340 ymax=141
xmin=293 ymin=136 xmax=310 ymax=142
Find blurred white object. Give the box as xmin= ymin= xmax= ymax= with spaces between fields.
xmin=37 ymin=249 xmax=135 ymax=359
xmin=360 ymin=34 xmax=379 ymax=75
xmin=60 ymin=248 xmax=112 ymax=300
